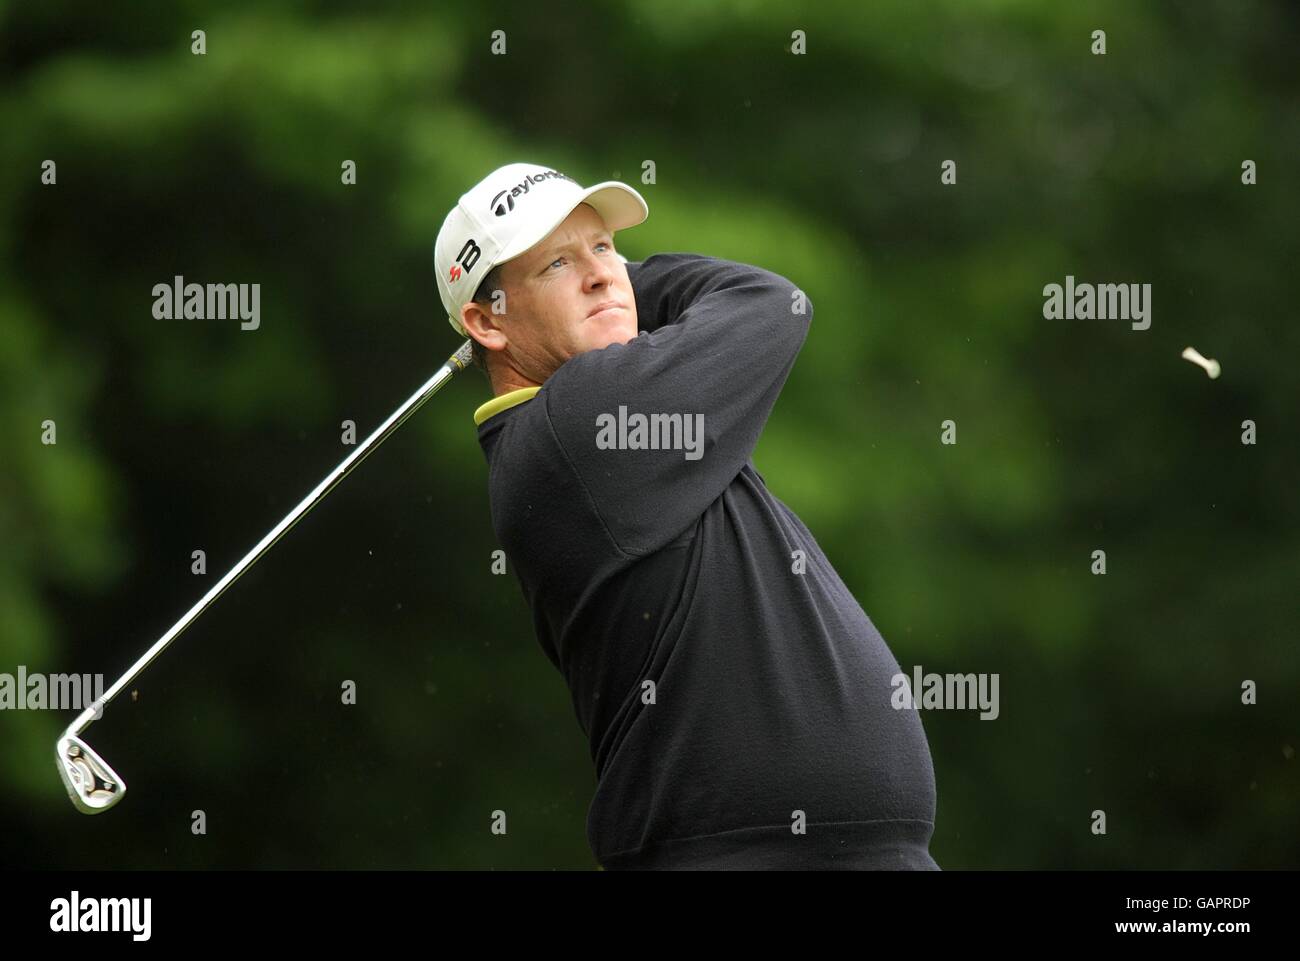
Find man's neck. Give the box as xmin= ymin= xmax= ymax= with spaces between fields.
xmin=490 ymin=368 xmax=541 ymax=397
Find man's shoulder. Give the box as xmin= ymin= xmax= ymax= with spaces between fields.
xmin=475 ymin=389 xmax=553 ymax=453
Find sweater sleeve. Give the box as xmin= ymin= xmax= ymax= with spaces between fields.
xmin=539 ymin=252 xmax=812 ymax=556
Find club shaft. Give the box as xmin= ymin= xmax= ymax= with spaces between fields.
xmin=68 ymin=340 xmax=475 ymax=737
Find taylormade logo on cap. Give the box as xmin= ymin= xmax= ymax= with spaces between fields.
xmin=490 ymin=169 xmax=577 ymax=217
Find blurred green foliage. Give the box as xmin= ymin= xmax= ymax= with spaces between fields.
xmin=1 ymin=1 xmax=1296 ymax=868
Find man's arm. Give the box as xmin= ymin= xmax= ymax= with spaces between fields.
xmin=540 ymin=253 xmax=812 ymax=556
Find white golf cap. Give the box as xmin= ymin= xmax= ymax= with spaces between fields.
xmin=434 ymin=162 xmax=649 ymax=337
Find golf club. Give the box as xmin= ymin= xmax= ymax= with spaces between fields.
xmin=56 ymin=339 xmax=476 ymax=814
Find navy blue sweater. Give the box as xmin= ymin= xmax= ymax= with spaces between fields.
xmin=474 ymin=253 xmax=939 ymax=869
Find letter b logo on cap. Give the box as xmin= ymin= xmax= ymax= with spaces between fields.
xmin=455 ymin=238 xmax=482 ymax=277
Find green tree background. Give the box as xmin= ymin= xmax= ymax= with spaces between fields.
xmin=1 ymin=1 xmax=1296 ymax=868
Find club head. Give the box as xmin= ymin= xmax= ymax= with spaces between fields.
xmin=57 ymin=734 xmax=126 ymax=814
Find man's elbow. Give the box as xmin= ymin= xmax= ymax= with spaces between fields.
xmin=766 ymin=272 xmax=813 ymax=344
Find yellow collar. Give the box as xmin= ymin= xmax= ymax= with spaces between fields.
xmin=473 ymin=386 xmax=541 ymax=426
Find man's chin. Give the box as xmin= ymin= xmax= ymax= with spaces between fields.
xmin=583 ymin=322 xmax=639 ymax=352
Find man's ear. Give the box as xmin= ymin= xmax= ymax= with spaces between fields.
xmin=460 ymin=300 xmax=509 ymax=351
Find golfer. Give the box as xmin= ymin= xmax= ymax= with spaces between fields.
xmin=435 ymin=163 xmax=939 ymax=870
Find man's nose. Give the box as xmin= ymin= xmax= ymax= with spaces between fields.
xmin=581 ymin=253 xmax=616 ymax=289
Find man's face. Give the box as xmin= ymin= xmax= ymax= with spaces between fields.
xmin=464 ymin=203 xmax=639 ymax=386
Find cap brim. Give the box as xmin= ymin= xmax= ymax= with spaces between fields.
xmin=495 ymin=181 xmax=649 ymax=265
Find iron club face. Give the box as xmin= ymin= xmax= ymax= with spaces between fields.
xmin=57 ymin=734 xmax=126 ymax=815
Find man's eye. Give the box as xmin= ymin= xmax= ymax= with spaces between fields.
xmin=547 ymin=243 xmax=611 ymax=272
